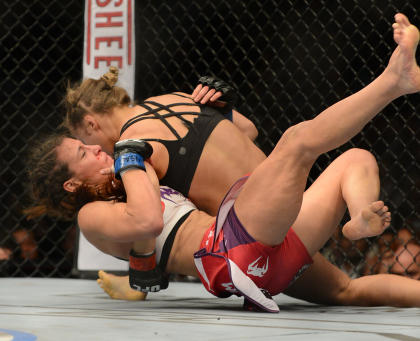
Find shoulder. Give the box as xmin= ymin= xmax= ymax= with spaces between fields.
xmin=147 ymin=92 xmax=193 ymax=103
xmin=77 ymin=201 xmax=116 ymax=230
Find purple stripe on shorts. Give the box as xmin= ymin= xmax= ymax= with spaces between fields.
xmin=219 ymin=206 xmax=256 ymax=252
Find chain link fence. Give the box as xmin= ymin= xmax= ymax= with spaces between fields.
xmin=1 ymin=0 xmax=419 ymax=279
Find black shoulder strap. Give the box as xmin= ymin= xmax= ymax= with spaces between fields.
xmin=142 ymin=101 xmax=183 ymax=139
xmin=145 ymin=100 xmax=197 ymax=128
xmin=171 ymin=92 xmax=192 ymax=99
xmin=120 ymin=102 xmax=179 ymax=138
xmin=111 ymin=209 xmax=194 ymax=269
xmin=159 ymin=210 xmax=194 ymax=271
xmin=119 ymin=99 xmax=203 ymax=138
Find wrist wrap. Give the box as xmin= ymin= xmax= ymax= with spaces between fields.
xmin=113 ymin=139 xmax=153 ymax=179
xmin=129 ymin=249 xmax=156 ymax=271
xmin=114 ymin=153 xmax=145 ymax=179
xmin=129 ymin=249 xmax=169 ymax=293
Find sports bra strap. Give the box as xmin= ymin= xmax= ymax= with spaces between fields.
xmin=119 ymin=94 xmax=209 ymax=139
xmin=142 ymin=102 xmax=182 ymax=139
xmin=170 ymin=92 xmax=193 ymax=99
xmin=144 ymin=100 xmax=194 ymax=129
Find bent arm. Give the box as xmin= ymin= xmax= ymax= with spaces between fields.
xmin=78 ymin=162 xmax=163 ymax=244
xmin=189 ymin=84 xmax=260 ymax=141
xmin=179 ymin=90 xmax=260 ymax=141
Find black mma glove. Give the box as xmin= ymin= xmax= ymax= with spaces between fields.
xmin=113 ymin=139 xmax=153 ymax=179
xmin=129 ymin=249 xmax=169 ymax=292
xmin=198 ymin=75 xmax=238 ymax=115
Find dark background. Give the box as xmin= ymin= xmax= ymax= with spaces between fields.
xmin=0 ymin=0 xmax=418 ymax=277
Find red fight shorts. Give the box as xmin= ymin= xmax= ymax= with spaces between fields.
xmin=194 ymin=176 xmax=313 ymax=312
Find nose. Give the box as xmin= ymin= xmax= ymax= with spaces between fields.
xmin=85 ymin=144 xmax=101 ymax=157
xmin=91 ymin=144 xmax=101 ymax=155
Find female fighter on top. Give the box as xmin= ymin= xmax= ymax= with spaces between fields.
xmin=27 ymin=13 xmax=420 ymax=309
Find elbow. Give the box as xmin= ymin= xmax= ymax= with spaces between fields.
xmin=234 ymin=112 xmax=258 ymax=141
xmin=146 ymin=214 xmax=164 ymax=238
xmin=126 ymin=209 xmax=164 ymax=239
xmin=136 ymin=214 xmax=164 ymax=239
xmin=246 ymin=123 xmax=259 ymax=141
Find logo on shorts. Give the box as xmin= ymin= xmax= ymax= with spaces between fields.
xmin=247 ymin=256 xmax=269 ymax=277
xmin=221 ymin=282 xmax=236 ymax=293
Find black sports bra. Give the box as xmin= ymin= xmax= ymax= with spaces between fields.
xmin=120 ymin=93 xmax=227 ymax=197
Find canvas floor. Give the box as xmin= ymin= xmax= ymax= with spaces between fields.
xmin=1 ymin=278 xmax=419 ymax=341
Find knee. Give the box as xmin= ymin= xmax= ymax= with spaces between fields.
xmin=343 ymin=148 xmax=379 ymax=173
xmin=334 ymin=277 xmax=378 ymax=306
xmin=275 ymin=122 xmax=318 ymax=165
xmin=310 ymin=274 xmax=355 ymax=306
xmin=332 ymin=277 xmax=358 ymax=305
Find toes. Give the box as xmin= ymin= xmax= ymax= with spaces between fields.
xmin=370 ymin=201 xmax=385 ymax=212
xmin=393 ymin=23 xmax=401 ymax=33
xmin=377 ymin=206 xmax=389 ymax=216
xmin=383 ymin=211 xmax=391 ymax=221
xmin=395 ymin=13 xmax=410 ymax=27
xmin=382 ymin=212 xmax=391 ymax=228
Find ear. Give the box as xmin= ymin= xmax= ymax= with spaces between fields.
xmin=63 ymin=178 xmax=82 ymax=193
xmin=84 ymin=114 xmax=99 ymax=135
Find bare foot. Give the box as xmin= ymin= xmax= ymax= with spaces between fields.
xmin=97 ymin=270 xmax=147 ymax=301
xmin=342 ymin=201 xmax=391 ymax=240
xmin=385 ymin=13 xmax=420 ymax=95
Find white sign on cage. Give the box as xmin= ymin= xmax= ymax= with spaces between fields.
xmin=77 ymin=0 xmax=135 ymax=272
xmin=83 ymin=0 xmax=135 ymax=98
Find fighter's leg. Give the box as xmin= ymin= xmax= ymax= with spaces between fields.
xmin=232 ymin=14 xmax=418 ymax=246
xmin=283 ymin=253 xmax=352 ymax=305
xmin=233 ymin=122 xmax=383 ymax=248
xmin=291 ymin=148 xmax=390 ymax=256
xmin=342 ymin=201 xmax=390 ymax=241
xmin=285 ymin=253 xmax=420 ymax=307
xmin=290 ymin=13 xmax=417 ymax=249
xmin=97 ymin=270 xmax=147 ymax=301
xmin=387 ymin=13 xmax=420 ymax=95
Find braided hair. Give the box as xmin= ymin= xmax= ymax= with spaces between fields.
xmin=64 ymin=67 xmax=132 ymax=131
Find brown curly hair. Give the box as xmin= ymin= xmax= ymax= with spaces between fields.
xmin=64 ymin=66 xmax=132 ymax=130
xmin=25 ymin=132 xmax=126 ymax=221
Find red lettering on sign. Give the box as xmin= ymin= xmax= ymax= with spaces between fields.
xmin=96 ymin=12 xmax=123 ymax=27
xmin=127 ymin=0 xmax=132 ymax=65
xmin=87 ymin=0 xmax=92 ymax=64
xmin=97 ymin=0 xmax=123 ymax=6
xmin=96 ymin=0 xmax=111 ymax=7
xmin=94 ymin=56 xmax=123 ymax=69
xmin=95 ymin=37 xmax=123 ymax=49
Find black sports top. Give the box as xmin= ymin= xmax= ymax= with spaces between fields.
xmin=120 ymin=93 xmax=227 ymax=197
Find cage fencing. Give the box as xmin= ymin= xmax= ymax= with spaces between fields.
xmin=0 ymin=0 xmax=418 ymax=279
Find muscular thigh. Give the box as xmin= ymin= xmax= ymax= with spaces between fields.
xmin=233 ymin=147 xmax=313 ymax=246
xmin=292 ymin=149 xmax=365 ymax=256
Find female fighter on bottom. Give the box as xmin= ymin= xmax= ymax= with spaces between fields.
xmin=27 ymin=13 xmax=420 ymax=311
